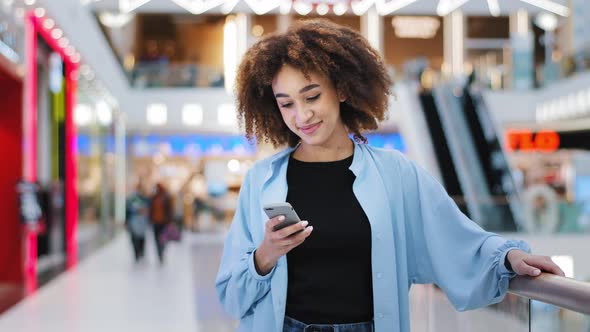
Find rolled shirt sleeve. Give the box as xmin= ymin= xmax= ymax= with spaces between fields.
xmin=404 ymin=159 xmax=531 ymax=311
xmin=215 ymin=172 xmax=274 ymax=319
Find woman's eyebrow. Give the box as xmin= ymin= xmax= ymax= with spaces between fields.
xmin=275 ymin=84 xmax=320 ymax=98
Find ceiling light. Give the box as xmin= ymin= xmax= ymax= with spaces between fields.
xmin=351 ymin=0 xmax=373 ymax=15
xmin=316 ymin=3 xmax=329 ymax=15
xmin=519 ymin=0 xmax=569 ymax=17
xmin=24 ymin=0 xmax=36 ymax=5
xmin=218 ymin=103 xmax=237 ymax=126
xmin=58 ymin=37 xmax=69 ymax=48
xmin=534 ymin=11 xmax=558 ymax=31
xmin=51 ymin=28 xmax=63 ymax=39
xmin=96 ymin=101 xmax=113 ymax=126
xmin=227 ymin=159 xmax=240 ymax=173
xmin=333 ymin=3 xmax=347 ymax=15
xmin=182 ymin=104 xmax=203 ymax=126
xmin=43 ymin=18 xmax=55 ymax=29
xmin=486 ymin=0 xmax=500 ymax=16
xmin=244 ymin=0 xmax=281 ymax=15
xmin=71 ymin=52 xmax=82 ymax=63
xmin=34 ymin=7 xmax=45 ymax=17
xmin=293 ymin=1 xmax=313 ymax=15
xmin=147 ymin=103 xmax=167 ymax=125
xmin=98 ymin=12 xmax=135 ymax=28
xmin=65 ymin=46 xmax=75 ymax=56
xmin=74 ymin=104 xmax=93 ymax=126
xmin=221 ymin=0 xmax=239 ymax=13
xmin=279 ymin=1 xmax=291 ymax=15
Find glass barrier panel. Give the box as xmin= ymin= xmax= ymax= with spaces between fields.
xmin=531 ymin=301 xmax=590 ymax=332
xmin=410 ymin=285 xmax=530 ymax=332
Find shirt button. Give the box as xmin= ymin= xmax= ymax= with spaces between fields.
xmin=378 ymin=313 xmax=384 ymax=318
xmin=376 ymin=233 xmax=382 ymax=240
xmin=377 ymin=273 xmax=382 ymax=279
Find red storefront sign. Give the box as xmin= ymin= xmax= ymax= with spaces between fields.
xmin=505 ymin=130 xmax=561 ymax=152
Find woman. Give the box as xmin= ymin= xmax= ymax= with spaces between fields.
xmin=149 ymin=182 xmax=173 ymax=263
xmin=125 ymin=182 xmax=149 ymax=261
xmin=215 ymin=19 xmax=564 ymax=332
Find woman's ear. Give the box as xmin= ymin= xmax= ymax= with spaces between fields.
xmin=338 ymin=91 xmax=347 ymax=103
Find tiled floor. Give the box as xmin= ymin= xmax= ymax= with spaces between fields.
xmin=0 ymin=230 xmax=236 ymax=332
xmin=0 ymin=227 xmax=583 ymax=332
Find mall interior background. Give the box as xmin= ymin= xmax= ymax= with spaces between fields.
xmin=0 ymin=0 xmax=589 ymax=331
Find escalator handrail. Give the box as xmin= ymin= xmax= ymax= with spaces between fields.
xmin=509 ymin=273 xmax=590 ymax=314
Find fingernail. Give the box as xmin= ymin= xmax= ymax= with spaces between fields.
xmin=278 ymin=216 xmax=285 ymax=221
xmin=301 ymin=220 xmax=308 ymax=227
xmin=308 ymin=226 xmax=313 ymax=232
xmin=533 ymin=269 xmax=541 ymax=276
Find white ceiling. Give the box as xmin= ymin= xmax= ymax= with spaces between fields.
xmin=89 ymin=0 xmax=568 ymax=16
xmin=37 ymin=0 xmax=570 ymax=135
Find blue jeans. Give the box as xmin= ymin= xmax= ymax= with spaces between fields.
xmin=283 ymin=316 xmax=374 ymax=332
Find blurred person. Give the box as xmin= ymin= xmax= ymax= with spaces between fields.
xmin=215 ymin=19 xmax=565 ymax=332
xmin=522 ymin=183 xmax=559 ymax=233
xmin=149 ymin=182 xmax=173 ymax=263
xmin=555 ymin=186 xmax=582 ymax=233
xmin=125 ymin=182 xmax=149 ymax=262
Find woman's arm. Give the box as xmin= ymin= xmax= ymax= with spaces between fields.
xmin=214 ymin=171 xmax=275 ymax=319
xmin=403 ymin=159 xmax=553 ymax=311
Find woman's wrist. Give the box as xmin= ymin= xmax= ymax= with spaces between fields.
xmin=254 ymin=246 xmax=276 ymax=276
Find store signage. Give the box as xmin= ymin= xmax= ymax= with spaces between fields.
xmin=392 ymin=16 xmax=440 ymax=39
xmin=505 ymin=130 xmax=560 ymax=152
xmin=16 ymin=181 xmax=43 ymax=225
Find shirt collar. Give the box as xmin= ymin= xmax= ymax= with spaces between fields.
xmin=264 ymin=140 xmax=366 ymax=183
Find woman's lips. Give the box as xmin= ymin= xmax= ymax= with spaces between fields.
xmin=299 ymin=122 xmax=322 ymax=135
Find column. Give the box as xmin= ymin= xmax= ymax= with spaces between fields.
xmin=277 ymin=14 xmax=293 ymax=33
xmin=361 ymin=7 xmax=383 ymax=55
xmin=443 ymin=10 xmax=465 ymax=79
xmin=509 ymin=9 xmax=533 ymax=89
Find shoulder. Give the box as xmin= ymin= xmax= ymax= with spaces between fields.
xmin=362 ymin=144 xmax=414 ymax=174
xmin=244 ymin=147 xmax=292 ymax=183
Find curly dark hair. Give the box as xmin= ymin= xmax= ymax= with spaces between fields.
xmin=235 ymin=18 xmax=392 ymax=147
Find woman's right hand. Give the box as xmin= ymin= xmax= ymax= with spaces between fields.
xmin=254 ymin=216 xmax=313 ymax=276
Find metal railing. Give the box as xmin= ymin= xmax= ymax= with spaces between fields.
xmin=509 ymin=273 xmax=590 ymax=315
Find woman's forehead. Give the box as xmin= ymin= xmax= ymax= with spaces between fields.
xmin=271 ymin=65 xmax=326 ymax=91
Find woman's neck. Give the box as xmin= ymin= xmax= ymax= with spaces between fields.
xmin=292 ymin=137 xmax=354 ymax=162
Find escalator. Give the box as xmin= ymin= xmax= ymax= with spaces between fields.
xmin=418 ymin=91 xmax=468 ymax=216
xmin=396 ymin=80 xmax=522 ymax=231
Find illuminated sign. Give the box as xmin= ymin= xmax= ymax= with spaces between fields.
xmin=505 ymin=130 xmax=560 ymax=152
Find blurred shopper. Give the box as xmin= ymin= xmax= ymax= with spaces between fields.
xmin=215 ymin=20 xmax=565 ymax=332
xmin=125 ymin=183 xmax=149 ymax=262
xmin=149 ymin=182 xmax=173 ymax=263
xmin=522 ymin=183 xmax=559 ymax=233
xmin=555 ymin=186 xmax=582 ymax=233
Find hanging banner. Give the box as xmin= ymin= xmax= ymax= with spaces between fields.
xmin=16 ymin=181 xmax=43 ymax=225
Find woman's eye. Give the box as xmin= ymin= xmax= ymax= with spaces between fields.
xmin=307 ymin=94 xmax=320 ymax=102
xmin=280 ymin=103 xmax=293 ymax=108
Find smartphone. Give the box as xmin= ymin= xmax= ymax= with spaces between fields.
xmin=263 ymin=202 xmax=303 ymax=232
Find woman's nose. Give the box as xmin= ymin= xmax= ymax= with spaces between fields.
xmin=295 ymin=105 xmax=313 ymax=123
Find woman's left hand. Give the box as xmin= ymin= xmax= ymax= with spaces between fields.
xmin=506 ymin=249 xmax=566 ymax=277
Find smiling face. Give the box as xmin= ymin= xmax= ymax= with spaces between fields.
xmin=272 ymin=65 xmax=349 ymax=149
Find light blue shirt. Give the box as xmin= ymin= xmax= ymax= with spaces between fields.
xmin=215 ymin=142 xmax=529 ymax=332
